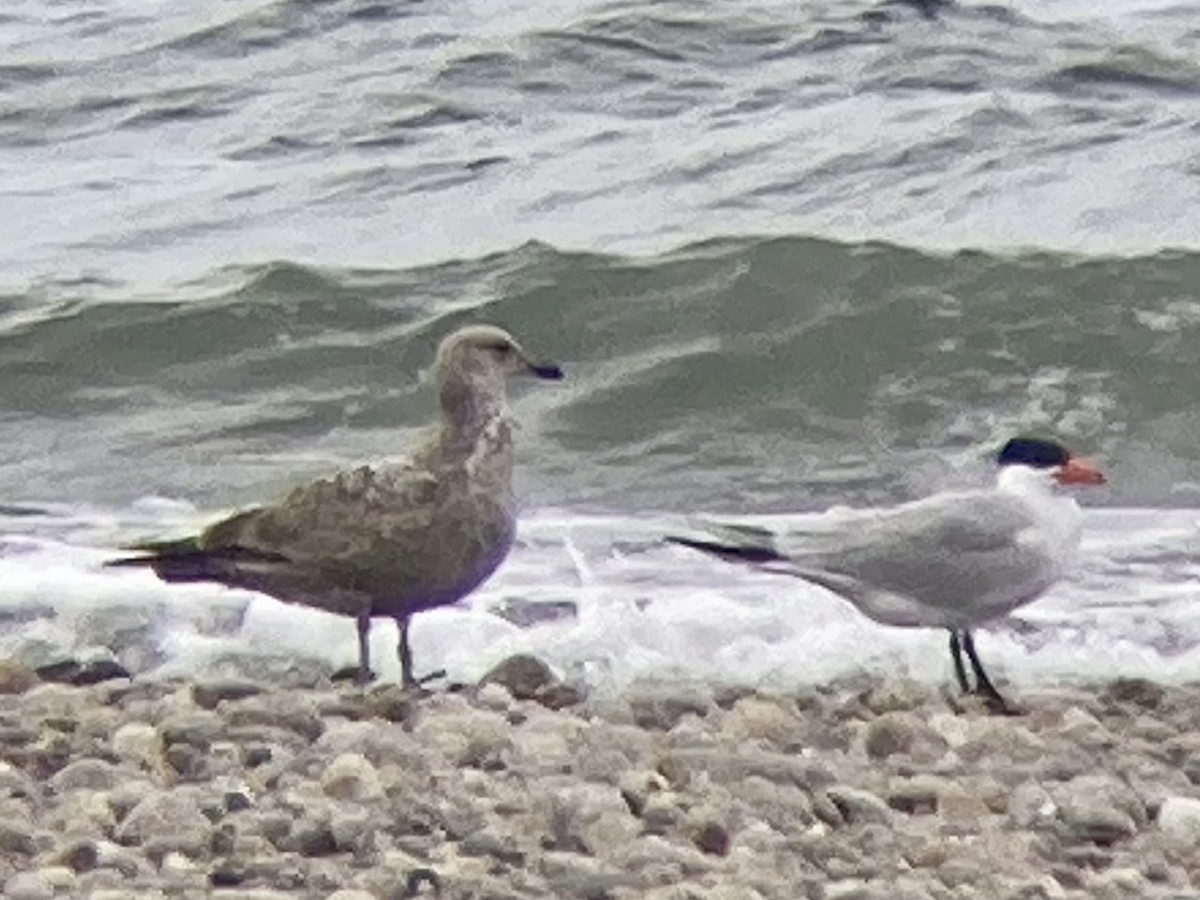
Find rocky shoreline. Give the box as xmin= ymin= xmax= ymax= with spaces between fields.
xmin=1 ymin=657 xmax=1199 ymax=900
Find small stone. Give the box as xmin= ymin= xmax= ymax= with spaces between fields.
xmin=325 ymin=891 xmax=379 ymax=900
xmin=473 ymin=681 xmax=514 ymax=712
xmin=329 ymin=809 xmax=374 ymax=854
xmin=116 ymin=790 xmax=212 ymax=858
xmin=1095 ymin=867 xmax=1148 ymax=895
xmin=46 ymin=789 xmax=116 ymax=839
xmin=321 ymin=753 xmax=384 ymax=802
xmin=0 ymin=760 xmax=37 ymax=798
xmin=252 ymin=812 xmax=293 ymax=849
xmin=887 ymin=777 xmax=939 ymax=815
xmin=825 ymin=881 xmax=878 ymax=900
xmin=1157 ymin=795 xmax=1200 ymax=845
xmin=639 ymin=791 xmax=681 ymax=834
xmin=478 ymin=654 xmax=581 ymax=710
xmin=656 ymin=747 xmax=834 ymax=793
xmin=864 ymin=711 xmax=947 ymax=760
xmin=241 ymin=744 xmax=274 ymax=768
xmin=479 ymin=653 xmax=555 ymax=697
xmin=34 ymin=658 xmax=130 ymax=686
xmin=490 ymin=596 xmax=578 ymax=629
xmin=725 ymin=695 xmax=803 ymax=745
xmin=1004 ymin=876 xmax=1067 ymax=900
xmin=689 ymin=820 xmax=730 ymax=856
xmin=0 ymin=821 xmax=36 ymax=855
xmin=459 ymin=828 xmax=525 ymax=866
xmin=295 ymin=820 xmax=339 ymax=857
xmin=825 ymin=785 xmax=892 ymax=826
xmin=1054 ymin=775 xmax=1142 ymax=845
xmin=542 ymin=784 xmax=640 ymax=855
xmin=158 ymin=711 xmax=223 ymax=749
xmin=191 ymin=679 xmax=265 ymax=710
xmin=224 ymin=789 xmax=254 ymax=813
xmin=0 ymin=723 xmax=39 ymax=746
xmin=49 ymin=757 xmax=121 ymax=792
xmin=221 ymin=696 xmax=325 ymax=741
xmin=0 ymin=661 xmax=39 ymax=695
xmin=209 ymin=862 xmax=248 ymax=887
xmin=161 ymin=851 xmax=197 ymax=875
xmin=1100 ymin=678 xmax=1165 ymax=709
xmin=164 ymin=743 xmax=210 ymax=779
xmin=52 ymin=838 xmax=100 ymax=873
xmin=627 ymin=681 xmax=712 ymax=730
xmin=354 ymin=684 xmax=419 ymax=724
xmin=1009 ymin=782 xmax=1056 ymax=829
xmin=1058 ymin=707 xmax=1115 ymax=749
xmin=938 ymin=783 xmax=990 ymax=829
xmin=110 ymin=722 xmax=162 ymax=767
xmin=617 ymin=769 xmax=669 ymax=817
xmin=3 ymin=868 xmax=62 ymax=900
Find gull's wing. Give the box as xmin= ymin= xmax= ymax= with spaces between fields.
xmin=109 ymin=457 xmax=443 ymax=609
xmin=207 ymin=460 xmax=440 ymax=568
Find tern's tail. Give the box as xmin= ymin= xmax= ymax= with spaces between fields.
xmin=664 ymin=534 xmax=788 ymax=565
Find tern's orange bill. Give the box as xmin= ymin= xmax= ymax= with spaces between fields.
xmin=1056 ymin=457 xmax=1106 ymax=486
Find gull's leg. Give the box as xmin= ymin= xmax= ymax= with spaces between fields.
xmin=396 ymin=614 xmax=447 ymax=690
xmin=948 ymin=630 xmax=971 ymax=693
xmin=961 ymin=629 xmax=1014 ymax=714
xmin=332 ymin=613 xmax=377 ymax=684
xmin=397 ymin=614 xmax=416 ymax=689
xmin=355 ymin=613 xmax=373 ymax=685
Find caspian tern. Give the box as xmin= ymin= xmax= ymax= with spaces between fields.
xmin=666 ymin=436 xmax=1106 ymax=711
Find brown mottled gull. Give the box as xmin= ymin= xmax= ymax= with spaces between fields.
xmin=107 ymin=325 xmax=564 ymax=687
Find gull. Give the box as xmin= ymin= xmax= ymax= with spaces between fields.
xmin=666 ymin=436 xmax=1106 ymax=711
xmin=108 ymin=325 xmax=564 ymax=688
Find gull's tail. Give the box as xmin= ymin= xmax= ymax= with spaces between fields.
xmin=106 ymin=537 xmax=287 ymax=584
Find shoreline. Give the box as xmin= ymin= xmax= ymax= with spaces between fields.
xmin=1 ymin=660 xmax=1199 ymax=899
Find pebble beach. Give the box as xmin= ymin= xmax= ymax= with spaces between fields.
xmin=2 ymin=657 xmax=1199 ymax=900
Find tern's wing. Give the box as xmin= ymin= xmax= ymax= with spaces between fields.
xmin=774 ymin=488 xmax=1064 ymax=624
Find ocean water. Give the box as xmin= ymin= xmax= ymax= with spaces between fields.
xmin=2 ymin=0 xmax=1200 ymax=692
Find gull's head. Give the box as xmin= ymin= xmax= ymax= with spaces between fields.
xmin=434 ymin=324 xmax=564 ymax=406
xmin=995 ymin=435 xmax=1106 ymax=488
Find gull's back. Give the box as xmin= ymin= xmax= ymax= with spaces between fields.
xmin=196 ymin=428 xmax=517 ymax=617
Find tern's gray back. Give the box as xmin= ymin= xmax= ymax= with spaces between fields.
xmin=780 ymin=489 xmax=1067 ymax=625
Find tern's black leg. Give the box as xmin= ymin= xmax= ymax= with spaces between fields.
xmin=961 ymin=629 xmax=1013 ymax=712
xmin=948 ymin=630 xmax=971 ymax=693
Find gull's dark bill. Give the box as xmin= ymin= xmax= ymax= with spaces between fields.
xmin=530 ymin=363 xmax=565 ymax=380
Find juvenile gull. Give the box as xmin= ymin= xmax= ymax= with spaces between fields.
xmin=667 ymin=436 xmax=1106 ymax=712
xmin=108 ymin=325 xmax=564 ymax=687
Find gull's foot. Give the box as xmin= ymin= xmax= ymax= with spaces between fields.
xmin=416 ymin=668 xmax=447 ymax=687
xmin=399 ymin=668 xmax=448 ymax=698
xmin=331 ymin=665 xmax=377 ymax=686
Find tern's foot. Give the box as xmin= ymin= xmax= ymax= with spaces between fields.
xmin=331 ymin=665 xmax=377 ymax=686
xmin=965 ymin=685 xmax=1021 ymax=716
xmin=981 ymin=693 xmax=1022 ymax=717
